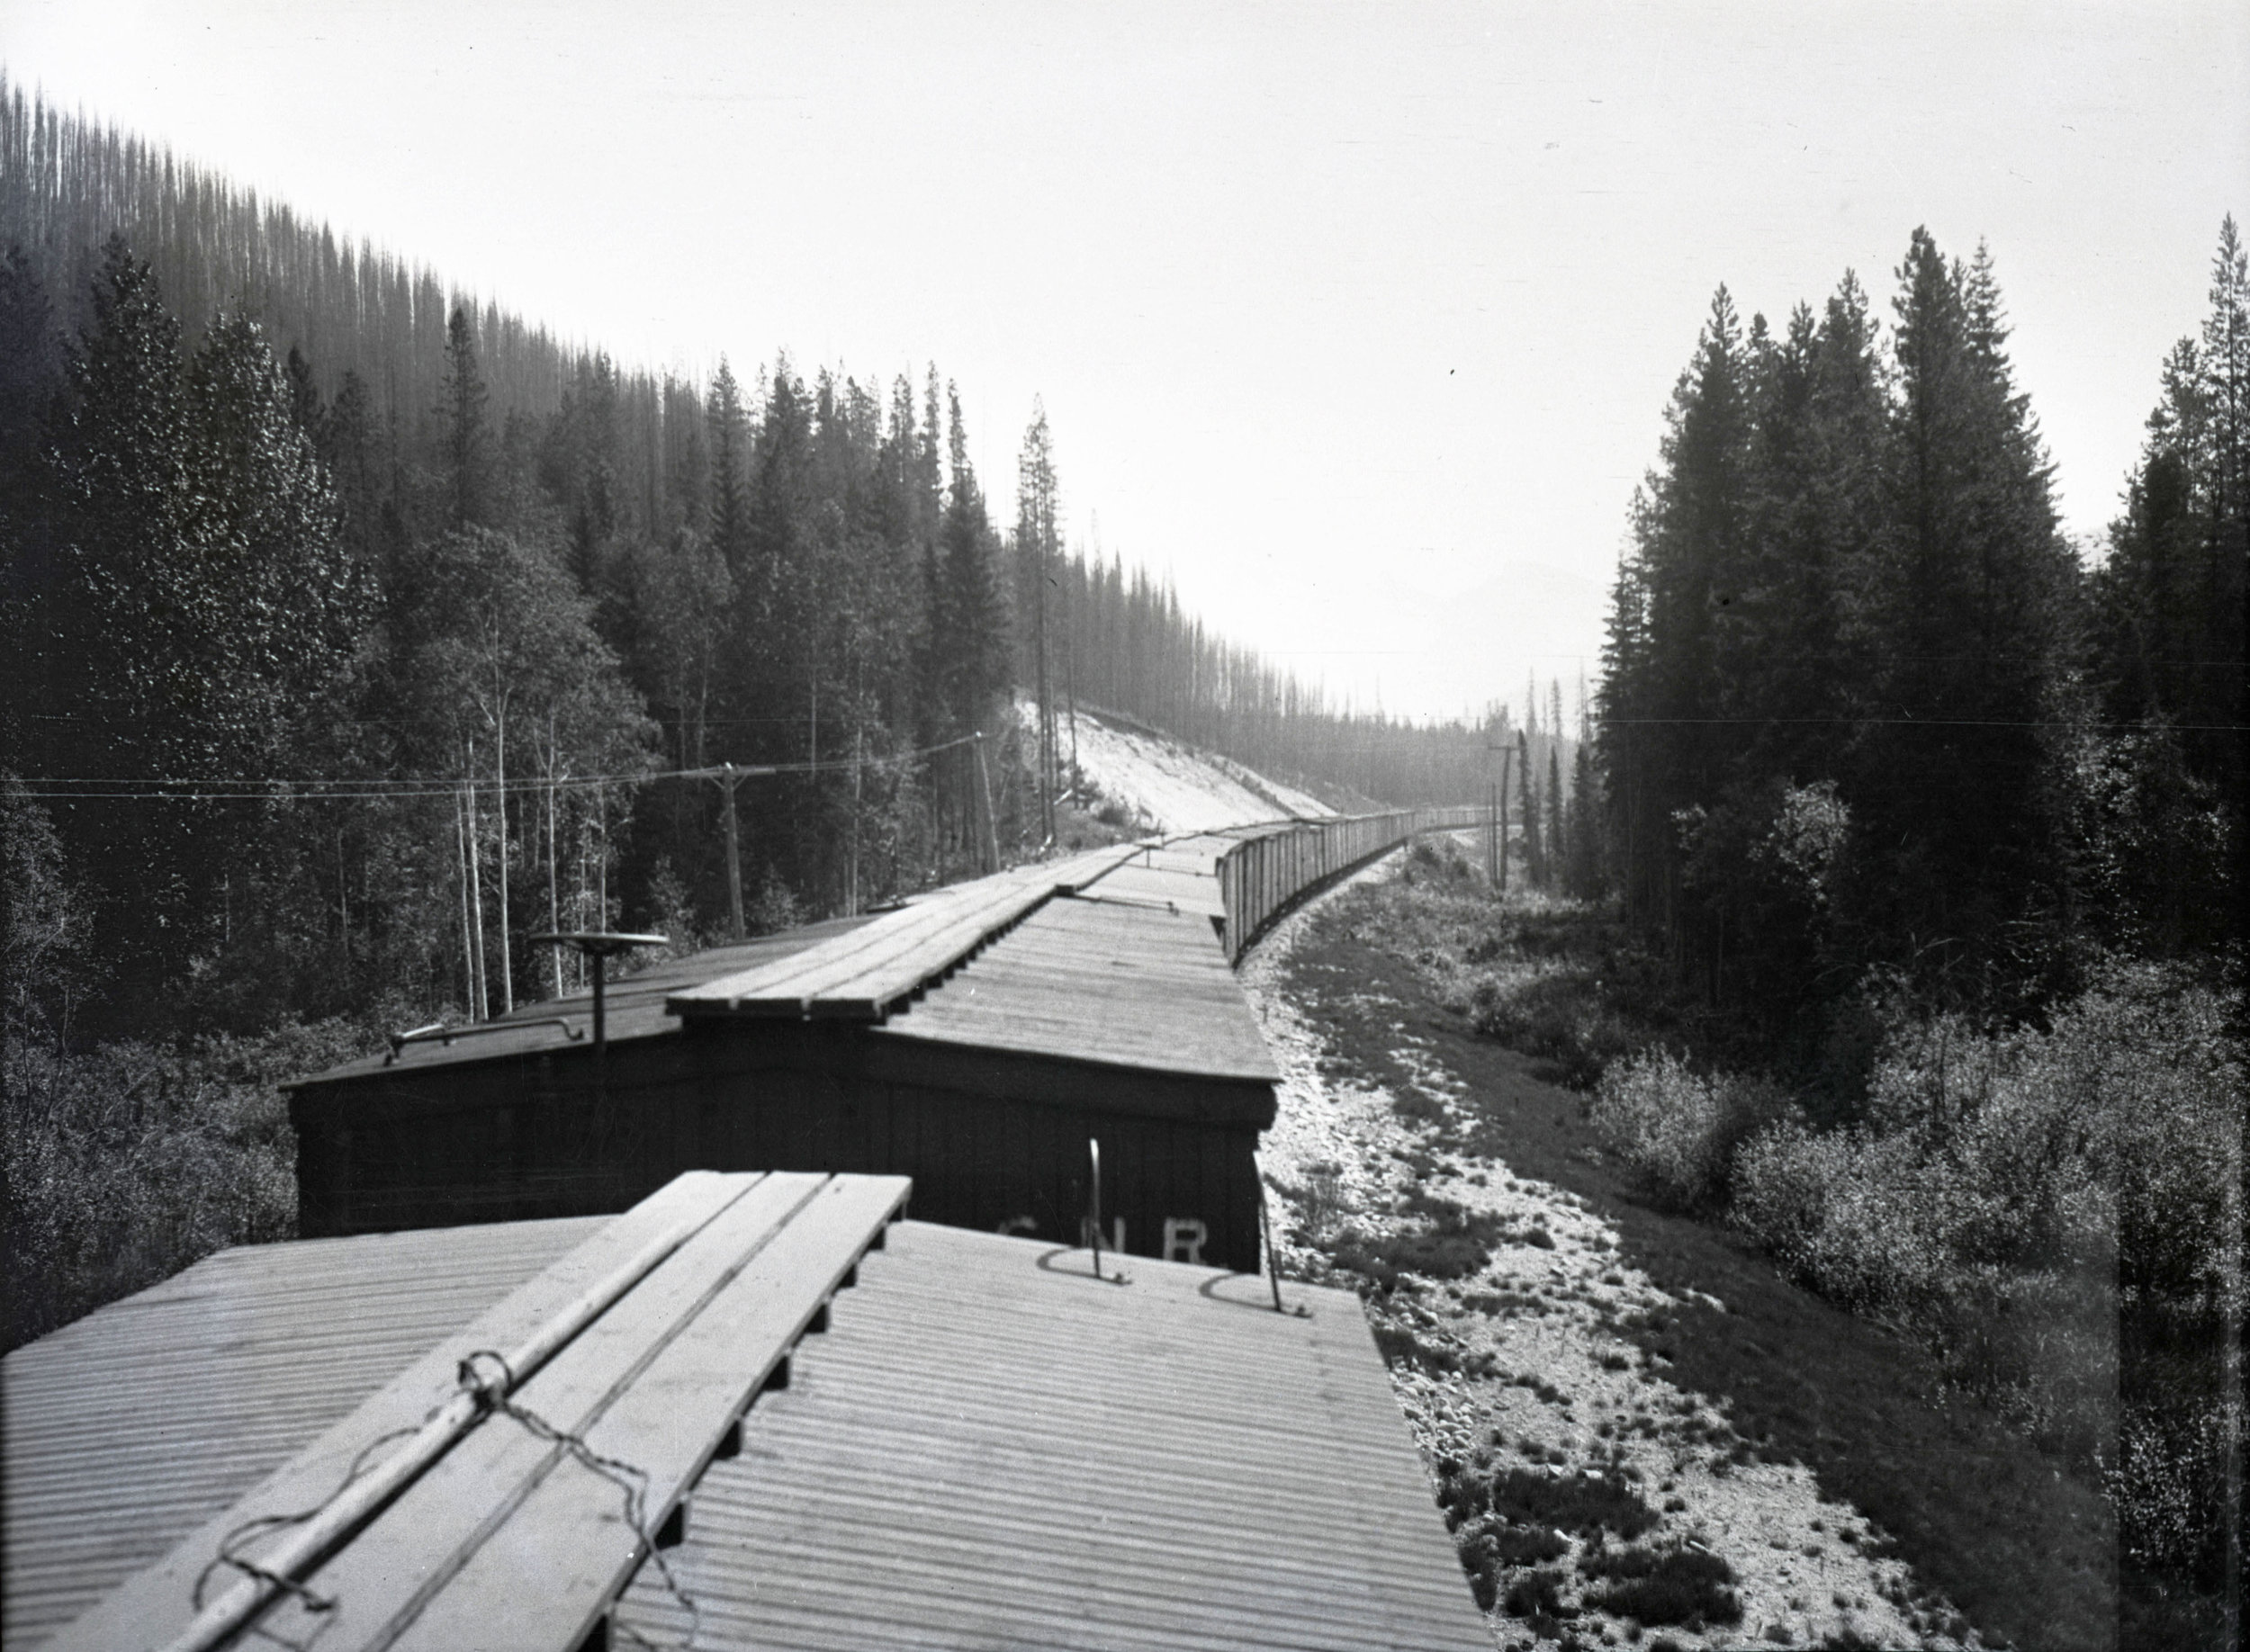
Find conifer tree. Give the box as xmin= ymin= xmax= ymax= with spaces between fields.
xmin=2088 ymin=217 xmax=2248 ymax=951
xmin=1547 ymin=744 xmax=1565 ymax=874
xmin=1017 ymin=400 xmax=1059 ymax=838
xmin=706 ymin=358 xmax=750 ymax=578
xmin=438 ymin=305 xmax=490 ymax=530
xmin=1565 ymin=738 xmax=1603 ymax=897
xmin=937 ymin=385 xmax=1005 ymax=734
xmin=1853 ymin=231 xmax=2075 ymax=990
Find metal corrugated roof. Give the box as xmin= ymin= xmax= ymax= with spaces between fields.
xmin=1 ymin=1217 xmax=606 ymax=1648
xmin=615 ymin=1220 xmax=1484 ymax=1651
xmin=5 ymin=1188 xmax=1485 ymax=1652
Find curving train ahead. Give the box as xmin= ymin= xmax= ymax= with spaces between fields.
xmin=286 ymin=811 xmax=1481 ymax=1270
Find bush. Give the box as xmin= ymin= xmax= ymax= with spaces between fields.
xmin=1590 ymin=1050 xmax=1788 ymax=1211
xmin=3 ymin=1018 xmax=374 ymax=1351
xmin=1726 ymin=962 xmax=2244 ymax=1594
xmin=1730 ymin=1120 xmax=1947 ymax=1312
xmin=1472 ymin=967 xmax=1642 ymax=1090
xmin=1734 ymin=964 xmax=2241 ymax=1326
xmin=1488 ymin=1465 xmax=1660 ymax=1540
xmin=1503 ymin=1566 xmax=1570 ymax=1620
xmin=2109 ymin=1398 xmax=2236 ymax=1585
xmin=1580 ymin=1542 xmax=1742 ymax=1627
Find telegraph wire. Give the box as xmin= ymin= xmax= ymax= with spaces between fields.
xmin=6 ymin=733 xmax=988 ymax=803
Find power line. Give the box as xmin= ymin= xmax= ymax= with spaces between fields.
xmin=6 ymin=733 xmax=988 ymax=802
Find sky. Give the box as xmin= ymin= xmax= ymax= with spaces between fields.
xmin=6 ymin=0 xmax=2245 ymax=722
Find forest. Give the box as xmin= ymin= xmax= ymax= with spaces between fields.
xmin=1575 ymin=221 xmax=2245 ymax=1620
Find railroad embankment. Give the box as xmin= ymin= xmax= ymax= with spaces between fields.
xmin=1245 ymin=848 xmax=2131 ymax=1652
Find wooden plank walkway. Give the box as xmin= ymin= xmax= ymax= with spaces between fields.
xmin=43 ymin=1172 xmax=907 ymax=1652
xmin=670 ymin=843 xmax=1142 ymax=1022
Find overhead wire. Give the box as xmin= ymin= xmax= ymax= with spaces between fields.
xmin=6 ymin=732 xmax=988 ymax=802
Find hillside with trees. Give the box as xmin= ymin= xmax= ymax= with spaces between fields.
xmin=0 ymin=82 xmax=1515 ymax=1046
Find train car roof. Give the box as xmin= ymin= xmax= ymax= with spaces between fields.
xmin=292 ymin=836 xmax=1286 ymax=1091
xmin=5 ymin=1172 xmax=1484 ymax=1652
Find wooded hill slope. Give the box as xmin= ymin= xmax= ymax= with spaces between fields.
xmin=0 ymin=81 xmax=1546 ymax=1046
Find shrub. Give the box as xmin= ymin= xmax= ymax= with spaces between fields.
xmin=1726 ymin=962 xmax=2244 ymax=1595
xmin=2109 ymin=1398 xmax=2236 ymax=1585
xmin=3 ymin=1018 xmax=372 ymax=1351
xmin=1734 ymin=963 xmax=2242 ymax=1328
xmin=1488 ymin=1466 xmax=1660 ymax=1540
xmin=1472 ymin=967 xmax=1642 ymax=1090
xmin=1504 ymin=1566 xmax=1570 ymax=1620
xmin=1590 ymin=1050 xmax=1788 ymax=1211
xmin=1580 ymin=1542 xmax=1742 ymax=1627
xmin=1454 ymin=1520 xmax=1571 ymax=1611
xmin=1729 ymin=1119 xmax=1949 ymax=1313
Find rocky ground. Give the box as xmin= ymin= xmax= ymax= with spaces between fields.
xmin=1242 ymin=860 xmax=1992 ymax=1652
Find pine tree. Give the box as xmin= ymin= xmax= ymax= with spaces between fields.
xmin=0 ymin=243 xmax=57 ymax=481
xmin=1017 ymin=400 xmax=1059 ymax=839
xmin=1730 ymin=277 xmax=1887 ymax=783
xmin=706 ymin=358 xmax=750 ymax=576
xmin=937 ymin=385 xmax=1005 ymax=735
xmin=0 ymin=242 xmax=60 ymax=757
xmin=1565 ymin=737 xmax=1603 ymax=897
xmin=438 ymin=305 xmax=490 ymax=530
xmin=1547 ymin=744 xmax=1565 ymax=875
xmin=178 ymin=312 xmax=361 ymax=777
xmin=1602 ymin=286 xmax=1752 ymax=947
xmin=44 ymin=238 xmax=188 ymax=780
xmin=1853 ymin=230 xmax=2075 ymax=991
xmin=1596 ymin=545 xmax=1655 ymax=920
xmin=2088 ymin=217 xmax=2248 ymax=951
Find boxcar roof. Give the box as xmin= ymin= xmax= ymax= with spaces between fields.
xmin=292 ymin=832 xmax=1299 ymax=1092
xmin=1 ymin=1214 xmax=611 ymax=1644
xmin=873 ymin=891 xmax=1281 ymax=1082
xmin=292 ymin=911 xmax=882 ymax=1084
xmin=1070 ymin=830 xmax=1241 ymax=917
xmin=6 ymin=1174 xmax=1485 ymax=1652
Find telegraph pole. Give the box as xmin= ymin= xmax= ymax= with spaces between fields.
xmin=716 ymin=764 xmax=746 ymax=940
xmin=1486 ymin=737 xmax=1515 ymax=893
xmin=685 ymin=761 xmax=777 ymax=940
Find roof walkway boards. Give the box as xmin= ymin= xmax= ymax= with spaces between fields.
xmin=4 ymin=1173 xmax=1490 ymax=1652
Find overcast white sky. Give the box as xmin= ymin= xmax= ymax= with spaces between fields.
xmin=7 ymin=1 xmax=2245 ymax=721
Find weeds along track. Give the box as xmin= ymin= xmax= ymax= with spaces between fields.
xmin=1241 ymin=861 xmax=1965 ymax=1652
